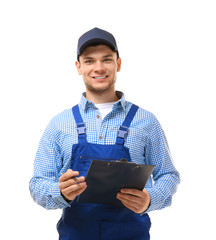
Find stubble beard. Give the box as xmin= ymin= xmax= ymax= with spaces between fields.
xmin=85 ymin=79 xmax=116 ymax=96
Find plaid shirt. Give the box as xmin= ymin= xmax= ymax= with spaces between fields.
xmin=29 ymin=91 xmax=180 ymax=212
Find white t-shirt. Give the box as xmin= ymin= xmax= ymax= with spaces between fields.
xmin=95 ymin=102 xmax=117 ymax=120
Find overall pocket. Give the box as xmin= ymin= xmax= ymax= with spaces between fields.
xmin=100 ymin=221 xmax=119 ymax=240
xmin=119 ymin=215 xmax=151 ymax=240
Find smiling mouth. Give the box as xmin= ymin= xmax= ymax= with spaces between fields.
xmin=92 ymin=75 xmax=108 ymax=80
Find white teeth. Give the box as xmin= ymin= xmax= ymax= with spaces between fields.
xmin=94 ymin=76 xmax=106 ymax=79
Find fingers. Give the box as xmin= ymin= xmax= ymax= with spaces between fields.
xmin=119 ymin=188 xmax=143 ymax=197
xmin=117 ymin=192 xmax=140 ymax=211
xmin=116 ymin=189 xmax=151 ymax=214
xmin=117 ymin=190 xmax=142 ymax=205
xmin=60 ymin=180 xmax=86 ymax=194
xmin=60 ymin=182 xmax=87 ymax=201
xmin=59 ymin=169 xmax=87 ymax=201
xmin=119 ymin=199 xmax=140 ymax=213
xmin=59 ymin=175 xmax=85 ymax=189
xmin=59 ymin=169 xmax=79 ymax=182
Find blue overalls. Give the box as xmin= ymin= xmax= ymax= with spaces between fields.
xmin=57 ymin=104 xmax=151 ymax=240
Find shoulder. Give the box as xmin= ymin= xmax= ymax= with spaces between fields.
xmin=127 ymin=101 xmax=157 ymax=123
xmin=125 ymin=102 xmax=161 ymax=135
xmin=137 ymin=106 xmax=156 ymax=120
xmin=47 ymin=108 xmax=75 ymax=134
xmin=50 ymin=108 xmax=73 ymax=123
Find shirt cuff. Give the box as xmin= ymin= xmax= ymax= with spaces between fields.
xmin=144 ymin=187 xmax=164 ymax=213
xmin=51 ymin=182 xmax=72 ymax=208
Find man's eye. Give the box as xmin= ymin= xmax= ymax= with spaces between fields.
xmin=84 ymin=60 xmax=93 ymax=64
xmin=104 ymin=58 xmax=112 ymax=62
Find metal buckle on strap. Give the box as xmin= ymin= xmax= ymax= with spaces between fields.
xmin=77 ymin=123 xmax=86 ymax=135
xmin=117 ymin=125 xmax=129 ymax=139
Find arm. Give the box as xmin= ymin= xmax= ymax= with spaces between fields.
xmin=144 ymin=116 xmax=180 ymax=212
xmin=29 ymin=121 xmax=70 ymax=210
xmin=117 ymin=115 xmax=180 ymax=213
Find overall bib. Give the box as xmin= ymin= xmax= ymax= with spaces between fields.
xmin=57 ymin=104 xmax=151 ymax=240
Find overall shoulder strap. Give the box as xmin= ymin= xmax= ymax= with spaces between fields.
xmin=72 ymin=105 xmax=87 ymax=143
xmin=115 ymin=104 xmax=139 ymax=145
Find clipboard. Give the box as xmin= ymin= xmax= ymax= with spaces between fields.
xmin=77 ymin=159 xmax=155 ymax=207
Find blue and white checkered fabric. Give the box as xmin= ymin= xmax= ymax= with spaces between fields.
xmin=29 ymin=92 xmax=180 ymax=212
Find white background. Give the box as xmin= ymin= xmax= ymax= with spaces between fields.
xmin=1 ymin=0 xmax=216 ymax=239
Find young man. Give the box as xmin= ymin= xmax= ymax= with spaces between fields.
xmin=30 ymin=27 xmax=180 ymax=240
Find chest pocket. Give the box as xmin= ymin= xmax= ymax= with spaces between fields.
xmin=76 ymin=156 xmax=92 ymax=176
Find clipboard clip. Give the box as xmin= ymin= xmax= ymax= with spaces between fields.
xmin=111 ymin=158 xmax=128 ymax=163
xmin=120 ymin=158 xmax=128 ymax=163
xmin=119 ymin=158 xmax=138 ymax=166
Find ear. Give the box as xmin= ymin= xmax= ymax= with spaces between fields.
xmin=75 ymin=61 xmax=82 ymax=75
xmin=117 ymin=57 xmax=121 ymax=72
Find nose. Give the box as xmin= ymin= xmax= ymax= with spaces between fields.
xmin=94 ymin=60 xmax=105 ymax=73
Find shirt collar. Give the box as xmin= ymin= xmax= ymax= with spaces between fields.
xmin=79 ymin=91 xmax=126 ymax=111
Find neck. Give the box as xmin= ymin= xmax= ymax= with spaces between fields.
xmin=85 ymin=89 xmax=119 ymax=104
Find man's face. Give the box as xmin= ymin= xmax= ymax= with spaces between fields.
xmin=75 ymin=44 xmax=121 ymax=95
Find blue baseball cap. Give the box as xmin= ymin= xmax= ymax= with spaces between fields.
xmin=77 ymin=27 xmax=119 ymax=60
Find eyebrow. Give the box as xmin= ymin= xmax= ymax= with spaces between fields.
xmin=83 ymin=54 xmax=114 ymax=60
xmin=103 ymin=54 xmax=114 ymax=58
xmin=83 ymin=56 xmax=94 ymax=60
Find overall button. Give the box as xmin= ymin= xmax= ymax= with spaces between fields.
xmin=99 ymin=136 xmax=103 ymax=140
xmin=96 ymin=115 xmax=100 ymax=119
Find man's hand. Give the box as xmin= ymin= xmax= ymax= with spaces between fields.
xmin=59 ymin=169 xmax=87 ymax=202
xmin=116 ymin=188 xmax=151 ymax=214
